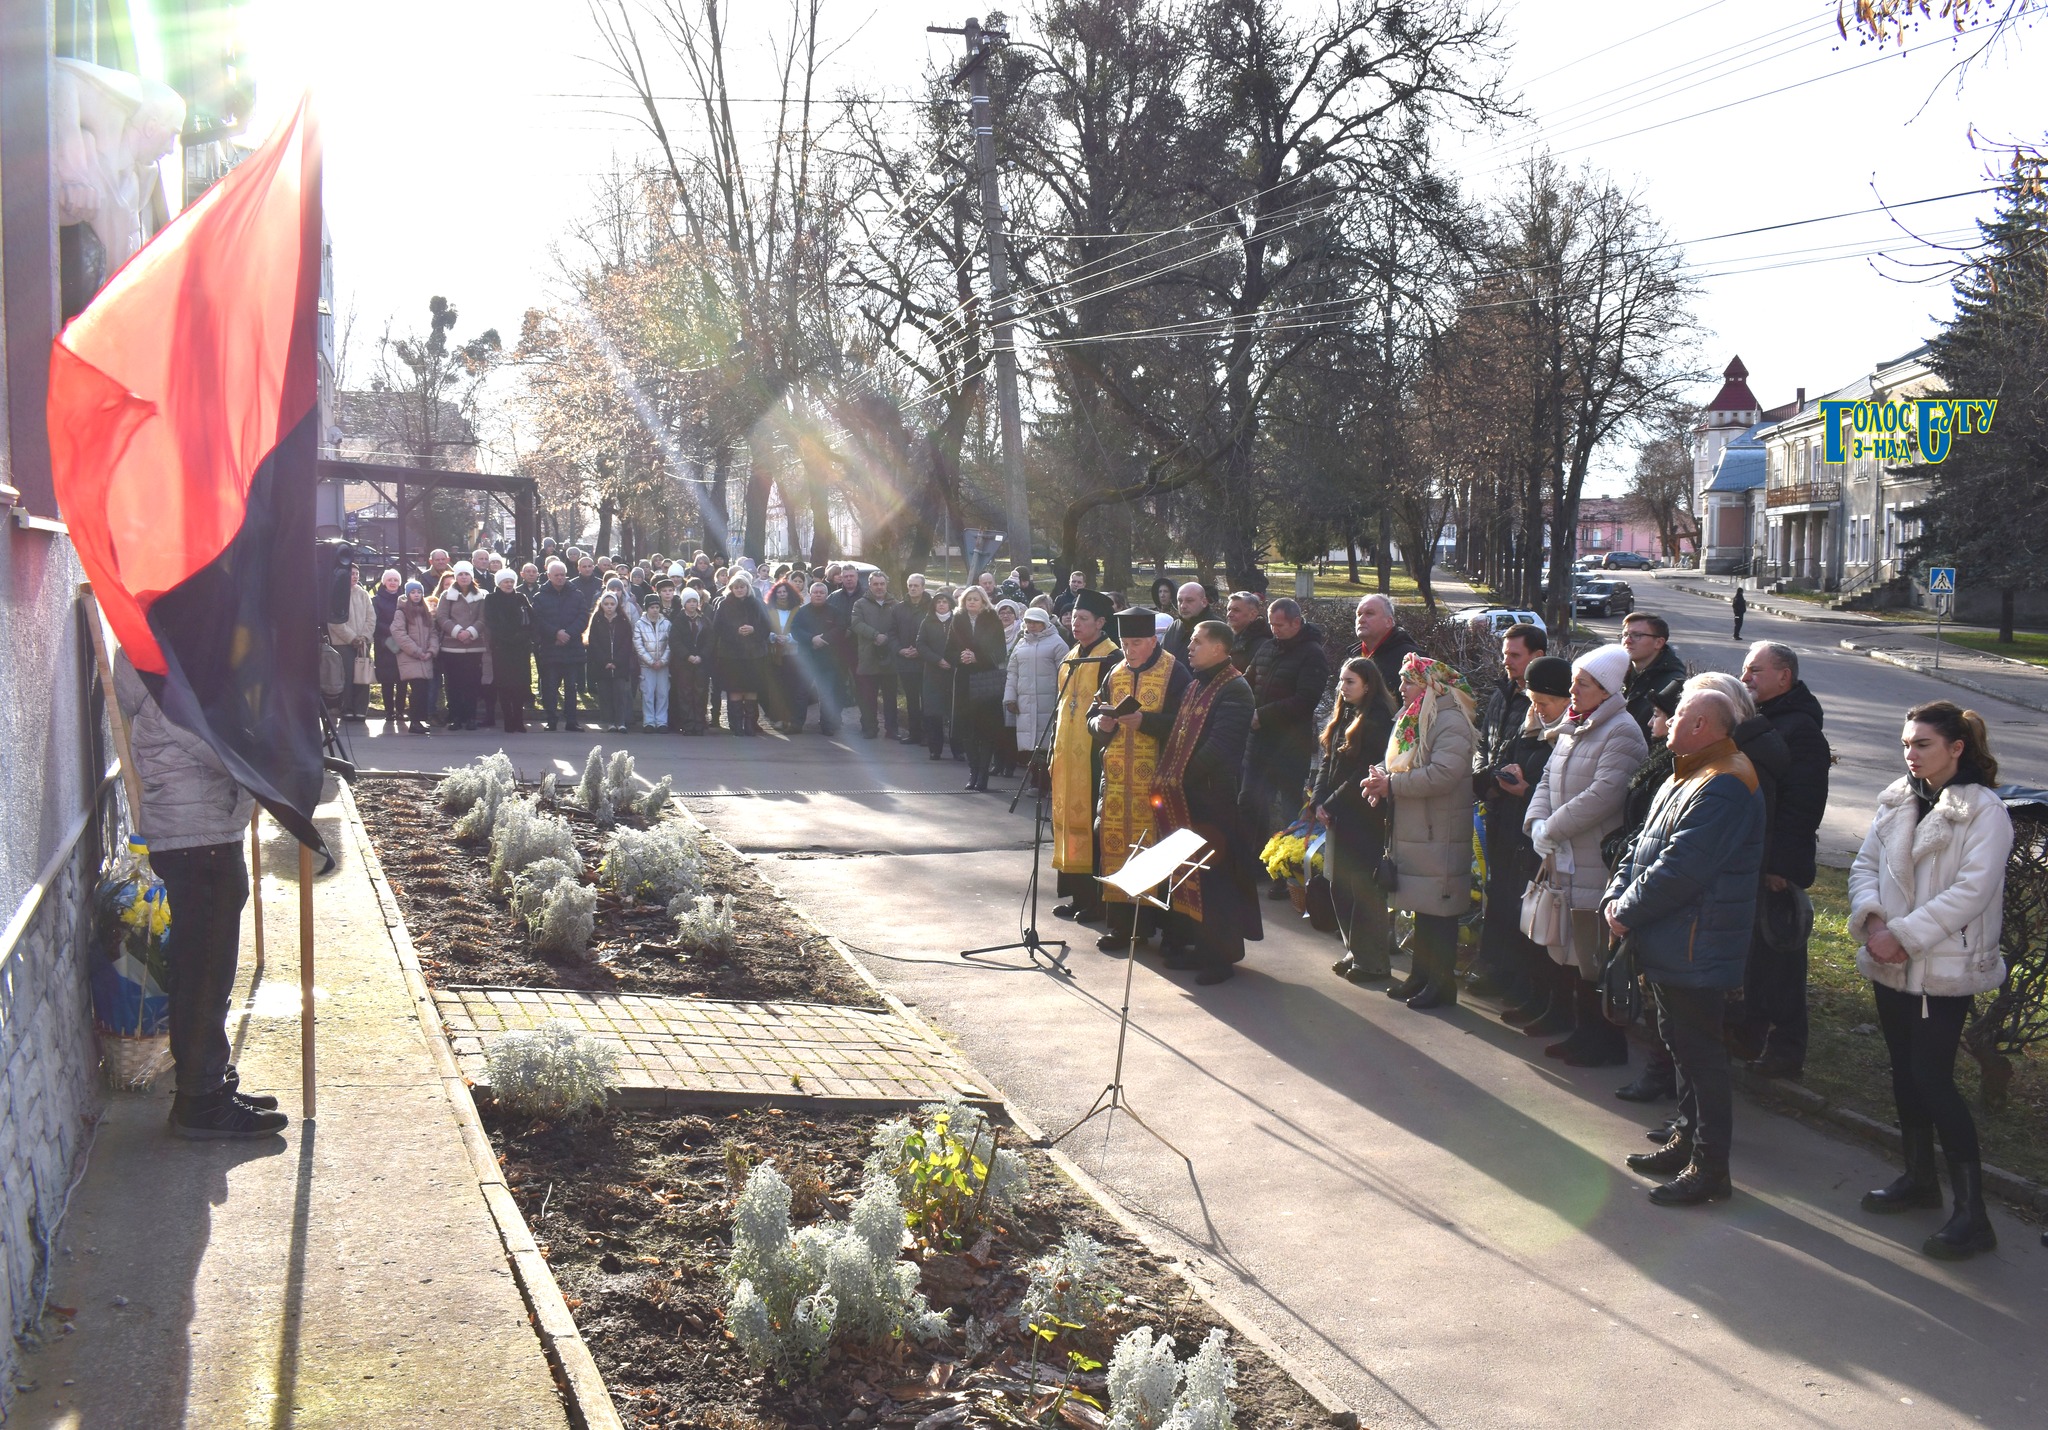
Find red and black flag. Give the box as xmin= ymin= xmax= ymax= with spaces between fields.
xmin=49 ymin=97 xmax=329 ymax=858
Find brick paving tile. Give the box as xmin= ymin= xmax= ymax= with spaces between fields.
xmin=435 ymin=985 xmax=984 ymax=1105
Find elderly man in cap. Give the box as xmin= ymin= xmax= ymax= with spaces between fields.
xmin=1089 ymin=608 xmax=1191 ymax=953
xmin=1050 ymin=591 xmax=1121 ymax=925
xmin=1607 ymin=687 xmax=1765 ymax=1207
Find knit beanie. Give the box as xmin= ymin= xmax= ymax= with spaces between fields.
xmin=1525 ymin=655 xmax=1572 ymax=697
xmin=1573 ymin=643 xmax=1632 ymax=697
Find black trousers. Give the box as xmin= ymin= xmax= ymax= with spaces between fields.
xmin=1739 ymin=927 xmax=1810 ymax=1064
xmin=155 ymin=841 xmax=250 ymax=1097
xmin=857 ymin=673 xmax=900 ymax=736
xmin=1872 ymin=981 xmax=1981 ymax=1163
xmin=959 ymin=695 xmax=999 ymax=778
xmin=1654 ymin=983 xmax=1733 ymax=1168
xmin=901 ymin=678 xmax=924 ymax=739
xmin=1410 ymin=911 xmax=1459 ymax=989
xmin=444 ymin=655 xmax=483 ymax=725
xmin=538 ymin=663 xmax=584 ymax=726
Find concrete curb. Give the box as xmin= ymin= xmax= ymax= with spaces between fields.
xmin=340 ymin=781 xmax=625 ymax=1430
xmin=1838 ymin=643 xmax=2048 ymax=716
xmin=1658 ymin=579 xmax=1880 ymax=628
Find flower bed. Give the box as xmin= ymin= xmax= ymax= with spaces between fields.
xmin=486 ymin=1103 xmax=1328 ymax=1429
xmin=354 ymin=776 xmax=882 ymax=1009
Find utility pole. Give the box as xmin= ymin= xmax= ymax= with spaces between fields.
xmin=929 ymin=15 xmax=1032 ymax=576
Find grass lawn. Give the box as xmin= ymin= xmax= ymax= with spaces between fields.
xmin=1932 ymin=629 xmax=2048 ymax=670
xmin=1803 ymin=865 xmax=2048 ymax=1185
xmin=1271 ymin=566 xmax=1426 ymax=603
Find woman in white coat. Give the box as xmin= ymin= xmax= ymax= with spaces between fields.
xmin=1003 ymin=608 xmax=1068 ymax=774
xmin=1522 ymin=644 xmax=1648 ymax=1067
xmin=1849 ymin=700 xmax=2011 ymax=1261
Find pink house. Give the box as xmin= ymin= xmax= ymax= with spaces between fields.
xmin=1575 ymin=496 xmax=1666 ymax=559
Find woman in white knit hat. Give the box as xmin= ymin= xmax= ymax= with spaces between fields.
xmin=1522 ymin=642 xmax=1650 ymax=1066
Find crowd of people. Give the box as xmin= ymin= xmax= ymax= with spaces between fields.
xmin=324 ymin=546 xmax=2014 ymax=1253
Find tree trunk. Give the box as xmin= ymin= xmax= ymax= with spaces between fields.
xmin=741 ymin=437 xmax=773 ymax=562
xmin=1376 ymin=509 xmax=1392 ymax=594
xmin=706 ymin=450 xmax=732 ymax=559
xmin=1346 ymin=522 xmax=1361 ymax=585
xmin=595 ymin=496 xmax=615 ymax=558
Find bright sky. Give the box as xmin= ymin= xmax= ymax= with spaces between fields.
xmin=248 ymin=0 xmax=2040 ymax=493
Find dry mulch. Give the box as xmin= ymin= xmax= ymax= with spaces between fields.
xmin=486 ymin=1105 xmax=1328 ymax=1429
xmin=354 ymin=777 xmax=882 ymax=1009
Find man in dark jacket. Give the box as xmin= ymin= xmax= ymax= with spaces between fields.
xmin=1605 ymin=688 xmax=1765 ymax=1208
xmin=850 ymin=571 xmax=901 ymax=739
xmin=1163 ymin=582 xmax=1216 ymax=663
xmin=1621 ymin=613 xmax=1687 ymax=735
xmin=1469 ymin=623 xmax=1545 ymax=999
xmin=1153 ymin=621 xmax=1262 ymax=984
xmin=790 ymin=580 xmax=848 ymax=736
xmin=1736 ymin=642 xmax=1831 ymax=1078
xmin=1225 ymin=591 xmax=1271 ymax=673
xmin=1356 ymin=593 xmax=1420 ymax=693
xmin=1240 ymin=598 xmax=1329 ymax=887
xmin=114 ymin=655 xmax=287 ymax=1139
xmin=891 ymin=574 xmax=934 ymax=743
xmin=531 ymin=559 xmax=590 ymax=730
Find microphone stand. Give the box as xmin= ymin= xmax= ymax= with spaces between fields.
xmin=962 ymin=651 xmax=1093 ymax=976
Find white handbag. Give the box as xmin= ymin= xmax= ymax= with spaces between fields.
xmin=1519 ymin=853 xmax=1570 ymax=949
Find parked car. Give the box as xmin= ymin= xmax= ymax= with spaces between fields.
xmin=1599 ymin=551 xmax=1657 ymax=571
xmin=1575 ymin=579 xmax=1636 ymax=617
xmin=1455 ymin=606 xmax=1548 ymax=640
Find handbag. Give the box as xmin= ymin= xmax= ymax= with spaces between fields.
xmin=1372 ymin=854 xmax=1399 ymax=892
xmin=1518 ymin=854 xmax=1569 ymax=948
xmin=1599 ymin=932 xmax=1643 ymax=1026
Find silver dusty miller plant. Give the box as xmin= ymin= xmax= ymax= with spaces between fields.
xmin=668 ymin=893 xmax=735 ymax=953
xmin=1016 ymin=1230 xmax=1120 ymax=1339
xmin=724 ymin=1162 xmax=946 ymax=1383
xmin=1107 ymin=1327 xmax=1237 ymax=1430
xmin=638 ymin=774 xmax=673 ymax=819
xmin=439 ymin=752 xmax=520 ymax=843
xmin=528 ymin=874 xmax=596 ymax=959
xmin=483 ymin=1021 xmax=615 ymax=1118
xmin=601 ymin=824 xmax=703 ymax=906
xmin=487 ymin=797 xmax=582 ymax=894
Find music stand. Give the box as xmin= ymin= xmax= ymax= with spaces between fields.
xmin=1047 ymin=828 xmax=1211 ymax=1162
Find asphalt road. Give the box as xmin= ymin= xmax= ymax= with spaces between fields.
xmin=1580 ymin=578 xmax=2048 ymax=864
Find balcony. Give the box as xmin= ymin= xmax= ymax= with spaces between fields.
xmin=1766 ymin=479 xmax=1840 ymax=510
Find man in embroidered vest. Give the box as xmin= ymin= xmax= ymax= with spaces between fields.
xmin=1153 ymin=621 xmax=1263 ymax=984
xmin=1050 ymin=591 xmax=1121 ymax=925
xmin=1089 ymin=608 xmax=1189 ymax=954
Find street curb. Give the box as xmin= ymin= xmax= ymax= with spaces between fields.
xmin=340 ymin=782 xmax=624 ymax=1430
xmin=725 ymin=819 xmax=1360 ymax=1427
xmin=1837 ymin=643 xmax=2048 ymax=716
xmin=1729 ymin=1064 xmax=2048 ymax=1216
xmin=1658 ymin=579 xmax=1880 ymax=628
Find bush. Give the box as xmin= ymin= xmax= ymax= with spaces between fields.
xmin=484 ymin=1020 xmax=615 ymax=1118
xmin=576 ymin=746 xmax=606 ymax=817
xmin=669 ymin=893 xmax=736 ymax=953
xmin=724 ymin=1162 xmax=947 ymax=1383
xmin=436 ymin=751 xmax=517 ymax=816
xmin=1017 ymin=1230 xmax=1120 ymax=1341
xmin=865 ymin=1099 xmax=1027 ymax=1248
xmin=511 ymin=857 xmax=580 ymax=924
xmin=1107 ymin=1327 xmax=1236 ymax=1430
xmin=638 ymin=774 xmax=674 ymax=820
xmin=488 ymin=797 xmax=582 ymax=894
xmin=539 ymin=772 xmax=558 ymax=807
xmin=529 ymin=875 xmax=596 ymax=959
xmin=601 ymin=823 xmax=703 ymax=906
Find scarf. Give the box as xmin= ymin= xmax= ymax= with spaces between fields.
xmin=1385 ymin=652 xmax=1476 ymax=774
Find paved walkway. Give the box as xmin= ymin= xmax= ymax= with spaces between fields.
xmin=14 ymin=796 xmax=566 ymax=1430
xmin=436 ymin=986 xmax=989 ymax=1106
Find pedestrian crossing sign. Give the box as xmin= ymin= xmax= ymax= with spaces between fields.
xmin=1929 ymin=567 xmax=1956 ymax=594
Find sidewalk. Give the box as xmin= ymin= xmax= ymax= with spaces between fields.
xmin=13 ymin=793 xmax=566 ymax=1429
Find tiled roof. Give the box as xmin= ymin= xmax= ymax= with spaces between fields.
xmin=1705 ymin=355 xmax=1762 ymax=413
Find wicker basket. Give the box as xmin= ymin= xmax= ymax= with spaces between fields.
xmin=103 ymin=1032 xmax=171 ymax=1091
xmin=1287 ymin=879 xmax=1309 ymax=915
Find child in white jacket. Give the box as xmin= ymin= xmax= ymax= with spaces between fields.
xmin=634 ymin=602 xmax=672 ymax=731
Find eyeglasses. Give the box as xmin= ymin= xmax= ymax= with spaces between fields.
xmin=1622 ymin=631 xmax=1660 ymax=642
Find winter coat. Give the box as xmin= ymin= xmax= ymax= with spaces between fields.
xmin=1604 ymin=739 xmax=1765 ymax=989
xmin=713 ymin=593 xmax=771 ymax=685
xmin=1602 ymin=741 xmax=1674 ymax=873
xmin=1472 ymin=677 xmax=1531 ymax=791
xmin=1363 ymin=626 xmax=1421 ymax=697
xmin=435 ymin=585 xmax=489 ymax=661
xmin=329 ymin=581 xmax=376 ymax=686
xmin=1004 ymin=624 xmax=1070 ymax=749
xmin=530 ymin=581 xmax=588 ymax=664
xmin=1311 ymin=698 xmax=1393 ymax=883
xmin=633 ymin=610 xmax=672 ymax=673
xmin=850 ymin=594 xmax=897 ymax=676
xmin=113 ymin=654 xmax=256 ymax=851
xmin=1622 ymin=643 xmax=1687 ymax=736
xmin=485 ymin=588 xmax=533 ymax=687
xmin=1524 ymin=692 xmax=1649 ymax=909
xmin=947 ymin=608 xmax=1009 ymax=711
xmin=891 ymin=596 xmax=934 ymax=678
xmin=1757 ymin=681 xmax=1831 ymax=888
xmin=789 ymin=601 xmax=847 ymax=697
xmin=1383 ymin=697 xmax=1475 ymax=917
xmin=585 ymin=608 xmax=635 ymax=680
xmin=391 ymin=599 xmax=440 ymax=682
xmin=917 ymin=613 xmax=956 ymax=713
xmin=1849 ymin=776 xmax=2012 ymax=997
xmin=1244 ymin=622 xmax=1331 ymax=775
xmin=1484 ymin=703 xmax=1556 ymax=889
xmin=1732 ymin=713 xmax=1790 ymax=863
xmin=1163 ymin=605 xmax=1216 ymax=664
xmin=1229 ymin=617 xmax=1271 ymax=675
xmin=669 ymin=612 xmax=712 ymax=684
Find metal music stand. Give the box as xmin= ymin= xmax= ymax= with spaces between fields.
xmin=1047 ymin=828 xmax=1211 ymax=1162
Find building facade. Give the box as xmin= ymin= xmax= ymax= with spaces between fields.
xmin=1692 ymin=356 xmax=1800 ymax=574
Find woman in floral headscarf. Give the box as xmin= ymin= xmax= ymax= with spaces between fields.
xmin=1361 ymin=652 xmax=1477 ymax=1011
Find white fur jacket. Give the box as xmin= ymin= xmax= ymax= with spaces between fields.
xmin=1848 ymin=778 xmax=2012 ymax=997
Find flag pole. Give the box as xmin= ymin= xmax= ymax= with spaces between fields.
xmin=250 ymin=808 xmax=265 ymax=968
xmin=78 ymin=584 xmax=143 ymax=820
xmin=299 ymin=842 xmax=315 ymax=1119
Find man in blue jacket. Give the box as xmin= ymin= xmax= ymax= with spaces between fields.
xmin=530 ymin=558 xmax=590 ymax=731
xmin=1604 ymin=687 xmax=1764 ymax=1208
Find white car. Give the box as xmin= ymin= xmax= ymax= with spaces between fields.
xmin=1455 ymin=606 xmax=1548 ymax=639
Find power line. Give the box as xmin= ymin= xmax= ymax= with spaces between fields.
xmin=1516 ymin=0 xmax=1738 ymax=87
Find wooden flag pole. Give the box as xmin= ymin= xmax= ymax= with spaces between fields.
xmin=250 ymin=809 xmax=265 ymax=966
xmin=299 ymin=843 xmax=316 ymax=1120
xmin=77 ymin=583 xmax=143 ymax=819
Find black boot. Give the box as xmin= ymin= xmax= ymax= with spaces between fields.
xmin=1615 ymin=1062 xmax=1677 ymax=1103
xmin=1923 ymin=1160 xmax=1997 ymax=1260
xmin=1544 ymin=980 xmax=1601 ymax=1059
xmin=1386 ymin=965 xmax=1428 ymax=1001
xmin=1406 ymin=940 xmax=1457 ymax=1010
xmin=169 ymin=1088 xmax=289 ymax=1140
xmin=1862 ymin=1125 xmax=1943 ymax=1214
xmin=1649 ymin=1155 xmax=1732 ymax=1207
xmin=1522 ymin=964 xmax=1575 ymax=1039
xmin=223 ymin=1063 xmax=279 ymax=1112
xmin=1562 ymin=1004 xmax=1629 ymax=1067
xmin=1627 ymin=1129 xmax=1694 ymax=1177
xmin=1501 ymin=982 xmax=1552 ymax=1027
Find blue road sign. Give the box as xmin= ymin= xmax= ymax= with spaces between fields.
xmin=1929 ymin=567 xmax=1956 ymax=594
